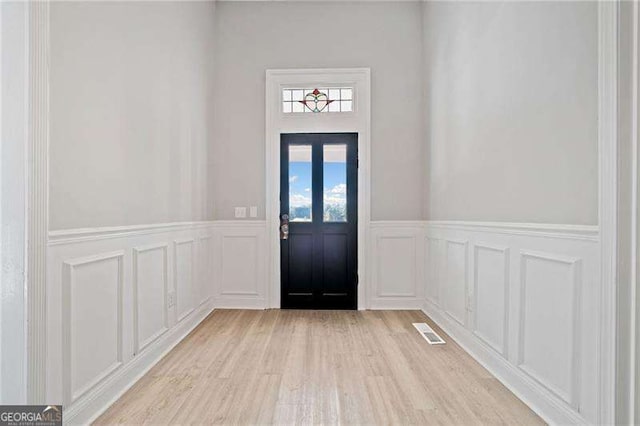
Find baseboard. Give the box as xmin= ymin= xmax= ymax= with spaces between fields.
xmin=368 ymin=298 xmax=424 ymax=310
xmin=421 ymin=301 xmax=587 ymax=425
xmin=212 ymin=297 xmax=267 ymax=309
xmin=64 ymin=300 xmax=215 ymax=425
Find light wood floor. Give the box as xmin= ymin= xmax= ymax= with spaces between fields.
xmin=95 ymin=310 xmax=543 ymax=425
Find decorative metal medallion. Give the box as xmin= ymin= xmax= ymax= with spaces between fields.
xmin=299 ymin=88 xmax=335 ymax=113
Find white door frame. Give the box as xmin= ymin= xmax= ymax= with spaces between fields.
xmin=265 ymin=68 xmax=371 ymax=310
xmin=597 ymin=2 xmax=619 ymax=424
xmin=27 ymin=1 xmax=50 ymax=404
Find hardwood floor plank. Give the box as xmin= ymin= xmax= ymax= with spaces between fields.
xmin=95 ymin=309 xmax=544 ymax=425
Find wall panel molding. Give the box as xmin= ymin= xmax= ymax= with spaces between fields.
xmin=64 ymin=300 xmax=214 ymax=425
xmin=424 ymin=221 xmax=599 ymax=424
xmin=198 ymin=235 xmax=214 ymax=306
xmin=472 ymin=244 xmax=509 ymax=357
xmin=444 ymin=239 xmax=468 ymax=327
xmin=47 ymin=221 xmax=216 ymax=422
xmin=369 ymin=223 xmax=425 ymax=309
xmin=517 ymin=250 xmax=582 ymax=409
xmin=44 ymin=217 xmax=605 ymax=424
xmin=425 ymin=237 xmax=442 ymax=306
xmin=212 ymin=222 xmax=267 ymax=308
xmin=62 ymin=251 xmax=124 ymax=405
xmin=174 ymin=239 xmax=196 ymax=322
xmin=375 ymin=235 xmax=417 ymax=297
xmin=423 ymin=299 xmax=586 ymax=425
xmin=132 ymin=243 xmax=169 ymax=355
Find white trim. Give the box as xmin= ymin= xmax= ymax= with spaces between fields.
xmin=265 ymin=68 xmax=371 ymax=310
xmin=0 ymin=0 xmax=3 ymax=399
xmin=47 ymin=219 xmax=217 ymax=421
xmin=631 ymin=1 xmax=640 ymax=421
xmin=598 ymin=2 xmax=619 ymax=424
xmin=132 ymin=243 xmax=170 ymax=355
xmin=425 ymin=220 xmax=599 ymax=423
xmin=427 ymin=220 xmax=599 ymax=241
xmin=422 ymin=302 xmax=586 ymax=425
xmin=173 ymin=238 xmax=196 ymax=323
xmin=62 ymin=251 xmax=125 ymax=406
xmin=370 ymin=220 xmax=427 ymax=229
xmin=48 ymin=221 xmax=217 ymax=245
xmin=64 ymin=301 xmax=214 ymax=425
xmin=211 ymin=298 xmax=267 ymax=310
xmin=197 ymin=235 xmax=213 ymax=308
xmin=26 ymin=0 xmax=49 ymax=404
xmin=209 ymin=220 xmax=265 ymax=226
xmin=472 ymin=243 xmax=510 ymax=358
xmin=444 ymin=239 xmax=469 ymax=327
xmin=517 ymin=250 xmax=582 ymax=409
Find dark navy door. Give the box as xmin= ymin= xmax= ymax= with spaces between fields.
xmin=280 ymin=133 xmax=358 ymax=309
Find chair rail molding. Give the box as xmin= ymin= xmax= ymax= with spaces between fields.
xmin=48 ymin=221 xmax=217 ymax=246
xmin=26 ymin=0 xmax=50 ymax=404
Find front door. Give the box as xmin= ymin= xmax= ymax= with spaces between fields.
xmin=280 ymin=133 xmax=358 ymax=309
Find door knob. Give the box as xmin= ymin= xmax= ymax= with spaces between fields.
xmin=280 ymin=214 xmax=289 ymax=240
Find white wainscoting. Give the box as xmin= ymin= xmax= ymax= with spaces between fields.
xmin=47 ymin=222 xmax=217 ymax=424
xmin=423 ymin=221 xmax=600 ymax=425
xmin=132 ymin=243 xmax=169 ymax=354
xmin=174 ymin=238 xmax=196 ymax=322
xmin=44 ymin=218 xmax=602 ymax=424
xmin=211 ymin=221 xmax=268 ymax=309
xmin=369 ymin=222 xmax=425 ymax=309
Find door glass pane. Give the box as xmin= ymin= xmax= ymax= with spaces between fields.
xmin=323 ymin=145 xmax=347 ymax=222
xmin=289 ymin=145 xmax=312 ymax=222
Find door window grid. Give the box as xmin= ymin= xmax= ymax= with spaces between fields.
xmin=282 ymin=88 xmax=353 ymax=114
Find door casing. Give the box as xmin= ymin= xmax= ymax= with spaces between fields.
xmin=265 ymin=68 xmax=371 ymax=310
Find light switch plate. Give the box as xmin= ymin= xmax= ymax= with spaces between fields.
xmin=167 ymin=292 xmax=176 ymax=308
xmin=250 ymin=206 xmax=258 ymax=218
xmin=235 ymin=207 xmax=247 ymax=218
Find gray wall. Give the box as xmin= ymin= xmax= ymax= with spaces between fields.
xmin=422 ymin=1 xmax=598 ymax=225
xmin=212 ymin=1 xmax=425 ymax=220
xmin=0 ymin=0 xmax=27 ymax=404
xmin=49 ymin=0 xmax=600 ymax=227
xmin=50 ymin=1 xmax=217 ymax=230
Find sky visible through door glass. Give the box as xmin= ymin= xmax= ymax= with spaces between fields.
xmin=323 ymin=145 xmax=347 ymax=222
xmin=289 ymin=147 xmax=347 ymax=222
xmin=289 ymin=145 xmax=312 ymax=221
xmin=289 ymin=161 xmax=312 ymax=221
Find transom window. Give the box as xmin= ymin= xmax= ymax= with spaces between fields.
xmin=282 ymin=87 xmax=353 ymax=114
